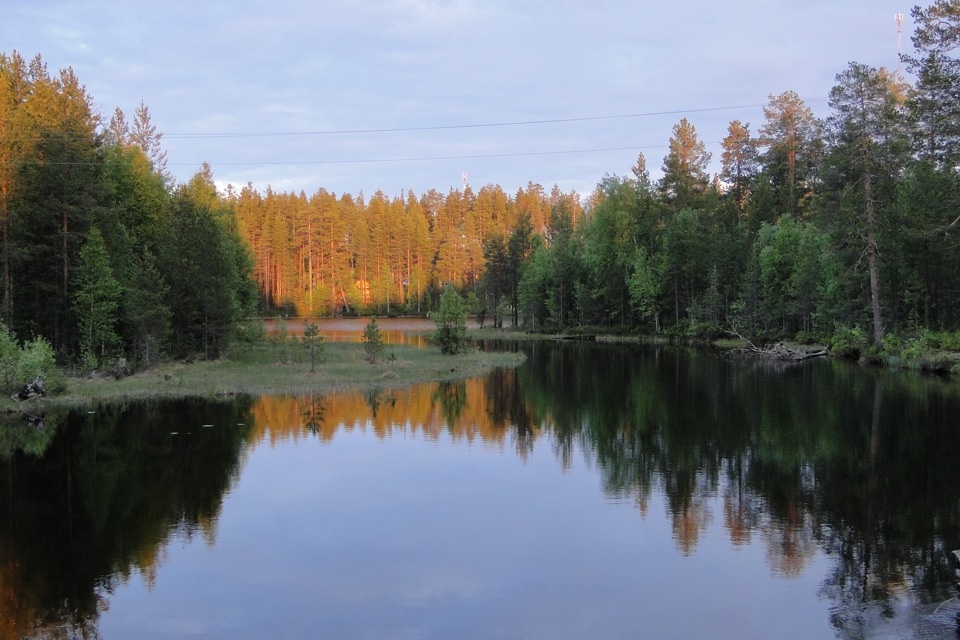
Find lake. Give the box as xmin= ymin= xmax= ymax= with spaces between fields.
xmin=3 ymin=324 xmax=960 ymax=639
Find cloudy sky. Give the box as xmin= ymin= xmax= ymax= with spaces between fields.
xmin=4 ymin=0 xmax=912 ymax=199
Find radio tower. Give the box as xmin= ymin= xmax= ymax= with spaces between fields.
xmin=895 ymin=12 xmax=904 ymax=77
xmin=462 ymin=171 xmax=468 ymax=189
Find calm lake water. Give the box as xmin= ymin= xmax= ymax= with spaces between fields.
xmin=3 ymin=323 xmax=960 ymax=639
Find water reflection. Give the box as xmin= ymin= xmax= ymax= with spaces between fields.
xmin=2 ymin=342 xmax=960 ymax=637
xmin=264 ymin=317 xmax=442 ymax=347
xmin=0 ymin=398 xmax=254 ymax=639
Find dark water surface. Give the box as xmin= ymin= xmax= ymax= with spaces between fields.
xmin=3 ymin=338 xmax=960 ymax=639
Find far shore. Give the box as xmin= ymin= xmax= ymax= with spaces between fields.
xmin=20 ymin=338 xmax=525 ymax=409
xmin=10 ymin=319 xmax=957 ymax=411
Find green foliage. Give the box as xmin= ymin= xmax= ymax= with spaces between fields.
xmin=921 ymin=331 xmax=960 ymax=351
xmin=362 ymin=317 xmax=385 ymax=363
xmin=689 ymin=264 xmax=724 ymax=328
xmin=481 ymin=235 xmax=509 ymax=326
xmin=517 ymin=240 xmax=550 ymax=331
xmin=627 ymin=248 xmax=661 ymax=329
xmin=0 ymin=322 xmax=20 ymax=391
xmin=581 ymin=174 xmax=665 ymax=330
xmin=123 ymin=252 xmax=172 ymax=366
xmin=830 ymin=326 xmax=868 ymax=360
xmin=0 ymin=55 xmax=256 ymax=370
xmin=157 ymin=173 xmax=256 ymax=359
xmin=0 ymin=327 xmax=65 ymax=394
xmin=429 ymin=285 xmax=469 ymax=355
xmin=234 ymin=318 xmax=266 ymax=346
xmin=660 ymin=209 xmax=709 ymax=326
xmin=879 ymin=330 xmax=960 ymax=372
xmin=303 ymin=321 xmax=324 ymax=372
xmin=73 ymin=228 xmax=123 ymax=363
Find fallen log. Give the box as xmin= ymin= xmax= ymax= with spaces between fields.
xmin=795 ymin=349 xmax=829 ymax=362
xmin=727 ymin=328 xmax=830 ymax=362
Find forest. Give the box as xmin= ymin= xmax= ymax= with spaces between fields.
xmin=0 ymin=53 xmax=257 ymax=371
xmin=1 ymin=1 xmax=960 ymax=372
xmin=231 ymin=1 xmax=960 ymax=358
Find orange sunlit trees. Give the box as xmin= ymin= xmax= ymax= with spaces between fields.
xmin=0 ymin=52 xmax=30 ymax=325
xmin=659 ymin=118 xmax=712 ymax=212
xmin=758 ymin=91 xmax=823 ymax=219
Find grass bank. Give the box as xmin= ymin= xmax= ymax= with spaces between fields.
xmin=39 ymin=340 xmax=525 ymax=407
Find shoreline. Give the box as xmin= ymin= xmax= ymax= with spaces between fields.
xmin=19 ymin=340 xmax=526 ymax=409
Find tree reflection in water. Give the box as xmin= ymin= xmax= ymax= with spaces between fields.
xmin=1 ymin=342 xmax=960 ymax=637
xmin=0 ymin=397 xmax=255 ymax=639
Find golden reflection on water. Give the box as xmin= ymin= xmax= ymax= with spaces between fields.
xmin=244 ymin=373 xmax=824 ymax=579
xmin=247 ymin=376 xmax=538 ymax=447
xmin=263 ymin=317 xmax=444 ymax=347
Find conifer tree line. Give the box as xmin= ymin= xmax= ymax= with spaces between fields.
xmin=0 ymin=52 xmax=257 ymax=367
xmin=235 ymin=1 xmax=960 ymax=349
xmin=1 ymin=0 xmax=959 ymax=368
xmin=505 ymin=2 xmax=960 ymax=345
xmin=230 ymin=180 xmax=581 ymax=322
xmin=546 ymin=2 xmax=960 ymax=347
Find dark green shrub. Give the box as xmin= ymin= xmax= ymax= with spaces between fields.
xmin=362 ymin=317 xmax=385 ymax=363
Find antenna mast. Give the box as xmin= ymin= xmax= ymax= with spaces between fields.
xmin=895 ymin=12 xmax=904 ymax=77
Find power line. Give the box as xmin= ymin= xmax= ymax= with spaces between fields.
xmin=3 ymin=95 xmax=831 ymax=168
xmin=8 ymin=96 xmax=830 ymax=146
xmin=0 ymin=132 xmax=787 ymax=168
xmin=163 ymin=99 xmax=828 ymax=139
xmin=166 ymin=144 xmax=674 ymax=166
xmin=0 ymin=144 xmax=667 ymax=168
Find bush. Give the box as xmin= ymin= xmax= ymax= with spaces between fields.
xmin=18 ymin=336 xmax=65 ymax=392
xmin=234 ymin=318 xmax=266 ymax=345
xmin=793 ymin=331 xmax=821 ymax=345
xmin=920 ymin=330 xmax=960 ymax=351
xmin=830 ymin=325 xmax=867 ymax=360
xmin=0 ymin=324 xmax=65 ymax=395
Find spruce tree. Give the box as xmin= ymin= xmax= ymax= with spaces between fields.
xmin=73 ymin=228 xmax=122 ymax=363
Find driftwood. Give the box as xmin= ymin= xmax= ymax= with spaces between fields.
xmin=12 ymin=375 xmax=45 ymax=401
xmin=728 ymin=328 xmax=829 ymax=362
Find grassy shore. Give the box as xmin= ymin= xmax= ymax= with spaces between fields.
xmin=41 ymin=339 xmax=525 ymax=407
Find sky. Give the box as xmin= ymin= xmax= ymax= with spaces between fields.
xmin=4 ymin=0 xmax=914 ymax=200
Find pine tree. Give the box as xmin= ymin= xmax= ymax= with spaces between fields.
xmin=822 ymin=63 xmax=911 ymax=346
xmin=659 ymin=118 xmax=712 ymax=211
xmin=758 ymin=91 xmax=823 ymax=218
